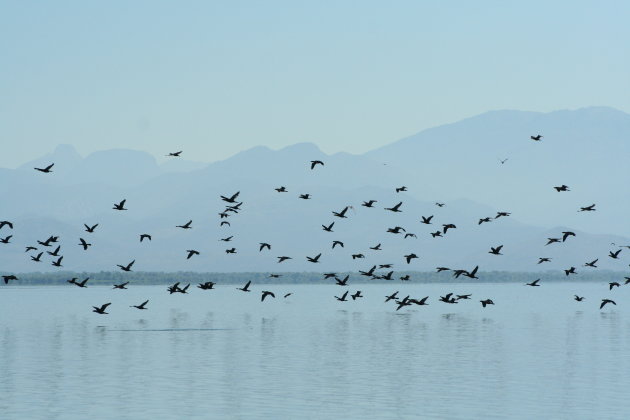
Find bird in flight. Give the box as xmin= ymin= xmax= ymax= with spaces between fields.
xmin=574 ymin=295 xmax=584 ymax=302
xmin=370 ymin=243 xmax=382 ymax=251
xmin=186 ymin=250 xmax=200 ymax=259
xmin=600 ymin=299 xmax=616 ymax=309
xmin=261 ymin=291 xmax=275 ymax=302
xmin=395 ymin=186 xmax=407 ymax=193
xmin=333 ymin=206 xmax=349 ymax=218
xmin=113 ymin=199 xmax=127 ymax=211
xmin=420 ymin=215 xmax=433 ymax=225
xmin=335 ymin=291 xmax=349 ymax=302
xmin=275 ymin=186 xmax=287 ymax=192
xmin=562 ymin=231 xmax=575 ymax=242
xmin=564 ymin=267 xmax=577 ymax=276
xmin=51 ymin=256 xmax=63 ymax=267
xmin=322 ymin=222 xmax=334 ymax=232
xmin=131 ymin=300 xmax=149 ymax=310
xmin=480 ymin=299 xmax=494 ymax=307
xmin=488 ymin=245 xmax=503 ymax=255
xmin=31 ymin=252 xmax=43 ymax=262
xmin=435 ymin=202 xmax=445 ymax=207
xmin=117 ymin=260 xmax=135 ymax=272
xmin=478 ymin=217 xmax=492 ymax=225
xmin=609 ymin=282 xmax=620 ymax=290
xmin=237 ymin=281 xmax=252 ymax=292
xmin=2 ymin=275 xmax=18 ymax=284
xmin=335 ymin=275 xmax=349 ymax=286
xmin=526 ymin=279 xmax=541 ymax=287
xmin=176 ymin=220 xmax=192 ymax=229
xmin=34 ymin=163 xmax=54 ymax=173
xmin=538 ymin=257 xmax=551 ymax=264
xmin=0 ymin=235 xmax=12 ymax=244
xmin=530 ymin=135 xmax=543 ymax=141
xmin=84 ymin=223 xmax=98 ymax=233
xmin=554 ymin=185 xmax=570 ymax=192
xmin=387 ymin=226 xmax=405 ymax=234
xmin=167 ymin=151 xmax=182 ymax=157
xmin=299 ymin=194 xmax=311 ymax=200
xmin=404 ymin=253 xmax=418 ymax=264
xmin=78 ymin=238 xmax=92 ymax=250
xmin=140 ymin=234 xmax=152 ymax=242
xmin=277 ymin=256 xmax=292 ymax=263
xmin=259 ymin=243 xmax=271 ymax=251
xmin=546 ymin=238 xmax=561 ymax=246
xmin=0 ymin=221 xmax=13 ymax=230
xmin=310 ymin=160 xmax=324 ymax=169
xmin=385 ymin=202 xmax=403 ymax=212
xmin=609 ymin=249 xmax=622 ymax=259
xmin=92 ymin=303 xmax=111 ymax=314
xmin=198 ymin=281 xmax=215 ymax=290
xmin=579 ymin=204 xmax=596 ymax=212
xmin=332 ymin=240 xmax=344 ymax=249
xmin=225 ymin=248 xmax=237 ymax=254
xmin=442 ymin=223 xmax=456 ymax=233
xmin=221 ymin=191 xmax=240 ymax=203
xmin=584 ymin=259 xmax=598 ymax=268
xmin=362 ymin=200 xmax=377 ymax=208
xmin=113 ymin=282 xmax=129 ymax=289
xmin=499 ymin=158 xmax=508 ymax=164
xmin=306 ymin=253 xmax=322 ymax=263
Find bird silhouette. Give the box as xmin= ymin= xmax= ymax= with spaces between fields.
xmin=499 ymin=158 xmax=508 ymax=164
xmin=117 ymin=260 xmax=135 ymax=271
xmin=584 ymin=259 xmax=598 ymax=268
xmin=322 ymin=222 xmax=334 ymax=232
xmin=0 ymin=221 xmax=14 ymax=230
xmin=362 ymin=200 xmax=377 ymax=208
xmin=442 ymin=223 xmax=456 ymax=233
xmin=430 ymin=231 xmax=443 ymax=238
xmin=609 ymin=282 xmax=620 ymax=290
xmin=404 ymin=233 xmax=417 ymax=239
xmin=176 ymin=220 xmax=192 ymax=229
xmin=554 ymin=185 xmax=570 ymax=192
xmin=261 ymin=291 xmax=275 ymax=301
xmin=306 ymin=253 xmax=322 ymax=263
xmin=600 ymin=299 xmax=616 ymax=309
xmin=167 ymin=151 xmax=182 ymax=157
xmin=112 ymin=281 xmax=129 ymax=289
xmin=237 ymin=281 xmax=252 ymax=292
xmin=332 ymin=240 xmax=344 ymax=249
xmin=332 ymin=206 xmax=349 ymax=218
xmin=34 ymin=163 xmax=54 ymax=173
xmin=404 ymin=253 xmax=418 ymax=264
xmin=480 ymin=299 xmax=494 ymax=307
xmin=385 ymin=291 xmax=399 ymax=302
xmin=78 ymin=238 xmax=92 ymax=250
xmin=387 ymin=226 xmax=405 ymax=234
xmin=140 ymin=234 xmax=152 ymax=242
xmin=2 ymin=275 xmax=18 ymax=284
xmin=47 ymin=245 xmax=61 ymax=256
xmin=530 ymin=135 xmax=543 ymax=141
xmin=259 ymin=242 xmax=271 ymax=251
xmin=435 ymin=202 xmax=445 ymax=207
xmin=478 ymin=217 xmax=492 ymax=225
xmin=546 ymin=238 xmax=561 ymax=245
xmin=0 ymin=235 xmax=12 ymax=244
xmin=489 ymin=245 xmax=503 ymax=255
xmin=370 ymin=243 xmax=382 ymax=250
xmin=538 ymin=258 xmax=551 ymax=264
xmin=299 ymin=194 xmax=311 ymax=200
xmin=220 ymin=236 xmax=233 ymax=242
xmin=113 ymin=199 xmax=127 ymax=210
xmin=131 ymin=300 xmax=149 ymax=310
xmin=277 ymin=256 xmax=292 ymax=263
xmin=526 ymin=279 xmax=541 ymax=287
xmin=564 ymin=267 xmax=577 ymax=276
xmin=335 ymin=275 xmax=349 ymax=286
xmin=495 ymin=212 xmax=511 ymax=219
xmin=335 ymin=291 xmax=349 ymax=301
xmin=574 ymin=295 xmax=584 ymax=302
xmin=51 ymin=256 xmax=63 ymax=267
xmin=310 ymin=160 xmax=324 ymax=169
xmin=221 ymin=191 xmax=240 ymax=203
xmin=436 ymin=267 xmax=450 ymax=272
xmin=395 ymin=186 xmax=407 ymax=193
xmin=198 ymin=281 xmax=216 ymax=290
xmin=420 ymin=215 xmax=433 ymax=224
xmin=352 ymin=253 xmax=365 ymax=259
xmin=92 ymin=303 xmax=111 ymax=314
xmin=84 ymin=223 xmax=98 ymax=233
xmin=31 ymin=252 xmax=43 ymax=262
xmin=385 ymin=202 xmax=403 ymax=212
xmin=579 ymin=204 xmax=596 ymax=212
xmin=225 ymin=248 xmax=237 ymax=254
xmin=456 ymin=294 xmax=471 ymax=300
xmin=351 ymin=291 xmax=363 ymax=300
xmin=275 ymin=186 xmax=287 ymax=192
xmin=562 ymin=231 xmax=576 ymax=242
xmin=186 ymin=250 xmax=200 ymax=259
xmin=283 ymin=293 xmax=292 ymax=298
xmin=609 ymin=249 xmax=622 ymax=259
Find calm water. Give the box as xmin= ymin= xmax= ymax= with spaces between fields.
xmin=1 ymin=282 xmax=629 ymax=419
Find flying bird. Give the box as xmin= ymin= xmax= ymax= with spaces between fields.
xmin=488 ymin=245 xmax=503 ymax=255
xmin=562 ymin=231 xmax=576 ymax=242
xmin=600 ymin=299 xmax=616 ymax=309
xmin=362 ymin=200 xmax=377 ymax=208
xmin=117 ymin=260 xmax=135 ymax=272
xmin=51 ymin=256 xmax=63 ymax=267
xmin=186 ymin=250 xmax=200 ymax=259
xmin=420 ymin=215 xmax=433 ymax=225
xmin=277 ymin=256 xmax=292 ymax=263
xmin=2 ymin=275 xmax=18 ymax=284
xmin=310 ymin=160 xmax=324 ymax=169
xmin=609 ymin=249 xmax=622 ymax=259
xmin=92 ymin=303 xmax=111 ymax=314
xmin=221 ymin=191 xmax=240 ymax=203
xmin=404 ymin=253 xmax=418 ymax=264
xmin=574 ymin=295 xmax=584 ymax=302
xmin=579 ymin=204 xmax=596 ymax=212
xmin=332 ymin=206 xmax=349 ymax=218
xmin=237 ymin=281 xmax=252 ymax=292
xmin=78 ymin=238 xmax=92 ymax=250
xmin=299 ymin=194 xmax=311 ymax=200
xmin=395 ymin=186 xmax=407 ymax=193
xmin=84 ymin=223 xmax=98 ymax=233
xmin=140 ymin=234 xmax=152 ymax=242
xmin=261 ymin=291 xmax=275 ymax=302
xmin=480 ymin=299 xmax=495 ymax=307
xmin=584 ymin=259 xmax=598 ymax=268
xmin=167 ymin=151 xmax=182 ymax=157
xmin=113 ymin=281 xmax=129 ymax=289
xmin=113 ymin=199 xmax=127 ymax=211
xmin=275 ymin=186 xmax=287 ymax=192
xmin=530 ymin=135 xmax=543 ymax=141
xmin=385 ymin=202 xmax=403 ymax=213
xmin=335 ymin=291 xmax=349 ymax=302
xmin=554 ymin=185 xmax=570 ymax=192
xmin=322 ymin=222 xmax=334 ymax=232
xmin=0 ymin=235 xmax=12 ymax=244
xmin=176 ymin=220 xmax=192 ymax=229
xmin=332 ymin=240 xmax=344 ymax=249
xmin=306 ymin=253 xmax=322 ymax=263
xmin=131 ymin=300 xmax=149 ymax=310
xmin=538 ymin=258 xmax=551 ymax=264
xmin=0 ymin=221 xmax=14 ymax=230
xmin=259 ymin=243 xmax=271 ymax=251
xmin=34 ymin=163 xmax=54 ymax=173
xmin=526 ymin=279 xmax=541 ymax=287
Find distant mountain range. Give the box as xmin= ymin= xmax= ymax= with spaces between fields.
xmin=1 ymin=106 xmax=629 ymax=274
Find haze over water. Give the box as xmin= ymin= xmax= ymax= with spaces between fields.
xmin=2 ymin=283 xmax=629 ymax=419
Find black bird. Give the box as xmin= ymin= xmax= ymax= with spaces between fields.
xmin=310 ymin=160 xmax=324 ymax=169
xmin=574 ymin=295 xmax=584 ymax=302
xmin=584 ymin=259 xmax=598 ymax=268
xmin=322 ymin=222 xmax=334 ymax=232
xmin=176 ymin=284 xmax=191 ymax=294
xmin=220 ymin=236 xmax=233 ymax=242
xmin=478 ymin=217 xmax=492 ymax=225
xmin=176 ymin=220 xmax=192 ymax=229
xmin=167 ymin=282 xmax=181 ymax=294
xmin=131 ymin=300 xmax=149 ymax=310
xmin=275 ymin=186 xmax=287 ymax=192
xmin=385 ymin=291 xmax=399 ymax=302
xmin=352 ymin=253 xmax=364 ymax=259
xmin=442 ymin=223 xmax=456 ymax=233
xmin=436 ymin=267 xmax=450 ymax=272
xmin=34 ymin=163 xmax=54 ymax=173
xmin=277 ymin=256 xmax=292 ymax=263
xmin=395 ymin=186 xmax=407 ymax=193
xmin=336 ymin=275 xmax=349 ymax=286
xmin=420 ymin=215 xmax=433 ymax=225
xmin=78 ymin=238 xmax=92 ymax=250
xmin=464 ymin=266 xmax=479 ymax=279
xmin=362 ymin=200 xmax=377 ymax=208
xmin=410 ymin=296 xmax=429 ymax=306
xmin=562 ymin=231 xmax=576 ymax=242
xmin=538 ymin=257 xmax=552 ymax=264
xmin=379 ymin=264 xmax=393 ymax=269
xmin=499 ymin=158 xmax=508 ymax=164
xmin=480 ymin=299 xmax=494 ymax=307
xmin=221 ymin=191 xmax=240 ymax=203
xmin=259 ymin=242 xmax=271 ymax=251
xmin=554 ymin=185 xmax=570 ymax=192
xmin=167 ymin=151 xmax=182 ymax=157
xmin=404 ymin=253 xmax=418 ymax=264
xmin=299 ymin=194 xmax=311 ymax=200
xmin=526 ymin=279 xmax=541 ymax=287
xmin=220 ymin=221 xmax=231 ymax=227
xmin=351 ymin=291 xmax=363 ymax=300
xmin=609 ymin=282 xmax=620 ymax=290
xmin=546 ymin=238 xmax=561 ymax=245
xmin=2 ymin=275 xmax=18 ymax=284
xmin=395 ymin=296 xmax=412 ymax=310
xmin=198 ymin=281 xmax=215 ymax=290
xmin=495 ymin=212 xmax=511 ymax=219
xmin=385 ymin=202 xmax=403 ymax=212
xmin=333 ymin=206 xmax=349 ymax=218
xmin=335 ymin=291 xmax=349 ymax=301
xmin=269 ymin=274 xmax=282 ymax=278
xmin=186 ymin=250 xmax=200 ymax=259
xmin=359 ymin=265 xmax=377 ymax=277
xmin=84 ymin=223 xmax=98 ymax=233
xmin=306 ymin=253 xmax=322 ymax=263
xmin=72 ymin=278 xmax=88 ymax=288
xmin=0 ymin=235 xmax=12 ymax=244
xmin=370 ymin=243 xmax=382 ymax=250
xmin=261 ymin=291 xmax=275 ymax=302
xmin=530 ymin=135 xmax=543 ymax=141
xmin=625 ymin=277 xmax=630 ymax=285
xmin=117 ymin=260 xmax=135 ymax=272
xmin=51 ymin=256 xmax=63 ymax=267
xmin=140 ymin=234 xmax=152 ymax=242
xmin=31 ymin=252 xmax=43 ymax=262
xmin=0 ymin=221 xmax=13 ymax=230
xmin=332 ymin=240 xmax=344 ymax=249
xmin=113 ymin=199 xmax=127 ymax=211
xmin=113 ymin=282 xmax=129 ymax=289
xmin=92 ymin=303 xmax=111 ymax=314
xmin=400 ymin=275 xmax=410 ymax=281
xmin=380 ymin=271 xmax=394 ymax=281
xmin=439 ymin=293 xmax=455 ymax=303
xmin=456 ymin=294 xmax=471 ymax=300
xmin=435 ymin=202 xmax=445 ymax=207
xmin=564 ymin=267 xmax=577 ymax=276
xmin=387 ymin=226 xmax=405 ymax=234
xmin=283 ymin=293 xmax=292 ymax=298
xmin=404 ymin=233 xmax=417 ymax=239
xmin=430 ymin=231 xmax=442 ymax=238
xmin=47 ymin=245 xmax=61 ymax=256
xmin=609 ymin=249 xmax=622 ymax=259
xmin=489 ymin=245 xmax=503 ymax=255
xmin=579 ymin=204 xmax=596 ymax=212
xmin=237 ymin=281 xmax=252 ymax=292
xmin=600 ymin=299 xmax=616 ymax=309
xmin=225 ymin=248 xmax=237 ymax=254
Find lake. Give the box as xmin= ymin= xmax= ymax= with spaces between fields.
xmin=1 ymin=282 xmax=629 ymax=419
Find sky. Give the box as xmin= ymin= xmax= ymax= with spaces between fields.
xmin=1 ymin=0 xmax=629 ymax=168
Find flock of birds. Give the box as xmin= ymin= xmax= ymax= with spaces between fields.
xmin=2 ymin=136 xmax=630 ymax=314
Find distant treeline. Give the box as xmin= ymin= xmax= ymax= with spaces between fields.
xmin=2 ymin=270 xmax=626 ymax=286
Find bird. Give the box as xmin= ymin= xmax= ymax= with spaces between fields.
xmin=51 ymin=256 xmax=63 ymax=267
xmin=0 ymin=235 xmax=12 ymax=244
xmin=554 ymin=185 xmax=570 ymax=192
xmin=478 ymin=217 xmax=492 ymax=225
xmin=261 ymin=291 xmax=275 ymax=302
xmin=404 ymin=253 xmax=418 ymax=264
xmin=220 ymin=221 xmax=231 ymax=227
xmin=335 ymin=291 xmax=349 ymax=301
xmin=220 ymin=236 xmax=233 ymax=242
xmin=370 ymin=243 xmax=382 ymax=251
xmin=584 ymin=259 xmax=598 ymax=268
xmin=399 ymin=275 xmax=410 ymax=281
xmin=277 ymin=256 xmax=292 ymax=263
xmin=221 ymin=191 xmax=240 ymax=203
xmin=526 ymin=279 xmax=541 ymax=287
xmin=299 ymin=194 xmax=311 ymax=200
xmin=237 ymin=281 xmax=252 ymax=292
xmin=562 ymin=231 xmax=576 ymax=242
xmin=579 ymin=204 xmax=596 ymax=212
xmin=564 ymin=267 xmax=577 ymax=276
xmin=283 ymin=293 xmax=292 ymax=298
xmin=310 ymin=160 xmax=324 ymax=169
xmin=362 ymin=200 xmax=377 ymax=208
xmin=395 ymin=186 xmax=407 ymax=193
xmin=480 ymin=299 xmax=494 ymax=307
xmin=0 ymin=221 xmax=14 ymax=230
xmin=387 ymin=226 xmax=405 ymax=234
xmin=488 ymin=245 xmax=503 ymax=255
xmin=395 ymin=296 xmax=412 ymax=310
xmin=442 ymin=223 xmax=456 ymax=233
xmin=351 ymin=291 xmax=363 ymax=300
xmin=47 ymin=245 xmax=61 ymax=256
xmin=359 ymin=265 xmax=377 ymax=277
xmin=140 ymin=234 xmax=152 ymax=242
xmin=113 ymin=199 xmax=127 ymax=211
xmin=385 ymin=202 xmax=403 ymax=212
xmin=2 ymin=275 xmax=18 ymax=284
xmin=530 ymin=135 xmax=543 ymax=141
xmin=198 ymin=282 xmax=215 ymax=290
xmin=332 ymin=207 xmax=349 ymax=218
xmin=435 ymin=202 xmax=445 ymax=207
xmin=92 ymin=303 xmax=111 ymax=314
xmin=259 ymin=242 xmax=271 ymax=251
xmin=499 ymin=158 xmax=508 ymax=164
xmin=176 ymin=283 xmax=191 ymax=294
xmin=268 ymin=274 xmax=282 ymax=278
xmin=538 ymin=257 xmax=552 ymax=264
xmin=600 ymin=299 xmax=616 ymax=309
xmin=609 ymin=282 xmax=620 ymax=290
xmin=464 ymin=266 xmax=479 ymax=279
xmin=609 ymin=249 xmax=622 ymax=259
xmin=113 ymin=282 xmax=129 ymax=289
xmin=225 ymin=248 xmax=237 ymax=254
xmin=84 ymin=223 xmax=98 ymax=233
xmin=420 ymin=215 xmax=433 ymax=224
xmin=385 ymin=291 xmax=399 ymax=302
xmin=574 ymin=295 xmax=584 ymax=302
xmin=456 ymin=294 xmax=471 ymax=300
xmin=306 ymin=253 xmax=322 ymax=263
xmin=322 ymin=222 xmax=334 ymax=232
xmin=34 ymin=163 xmax=54 ymax=173
xmin=31 ymin=252 xmax=43 ymax=262
xmin=167 ymin=151 xmax=182 ymax=157
xmin=131 ymin=300 xmax=149 ymax=310
xmin=352 ymin=253 xmax=364 ymax=259
xmin=436 ymin=267 xmax=450 ymax=272
xmin=275 ymin=186 xmax=287 ymax=192
xmin=78 ymin=238 xmax=92 ymax=250
xmin=335 ymin=275 xmax=349 ymax=286
xmin=176 ymin=220 xmax=192 ymax=229
xmin=495 ymin=212 xmax=511 ymax=219
xmin=186 ymin=250 xmax=200 ymax=259
xmin=546 ymin=238 xmax=561 ymax=245
xmin=404 ymin=233 xmax=417 ymax=239
xmin=430 ymin=231 xmax=442 ymax=238
xmin=117 ymin=260 xmax=135 ymax=272
xmin=166 ymin=282 xmax=181 ymax=294
xmin=332 ymin=240 xmax=344 ymax=249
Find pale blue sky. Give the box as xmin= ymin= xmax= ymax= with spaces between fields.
xmin=1 ymin=0 xmax=628 ymax=167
